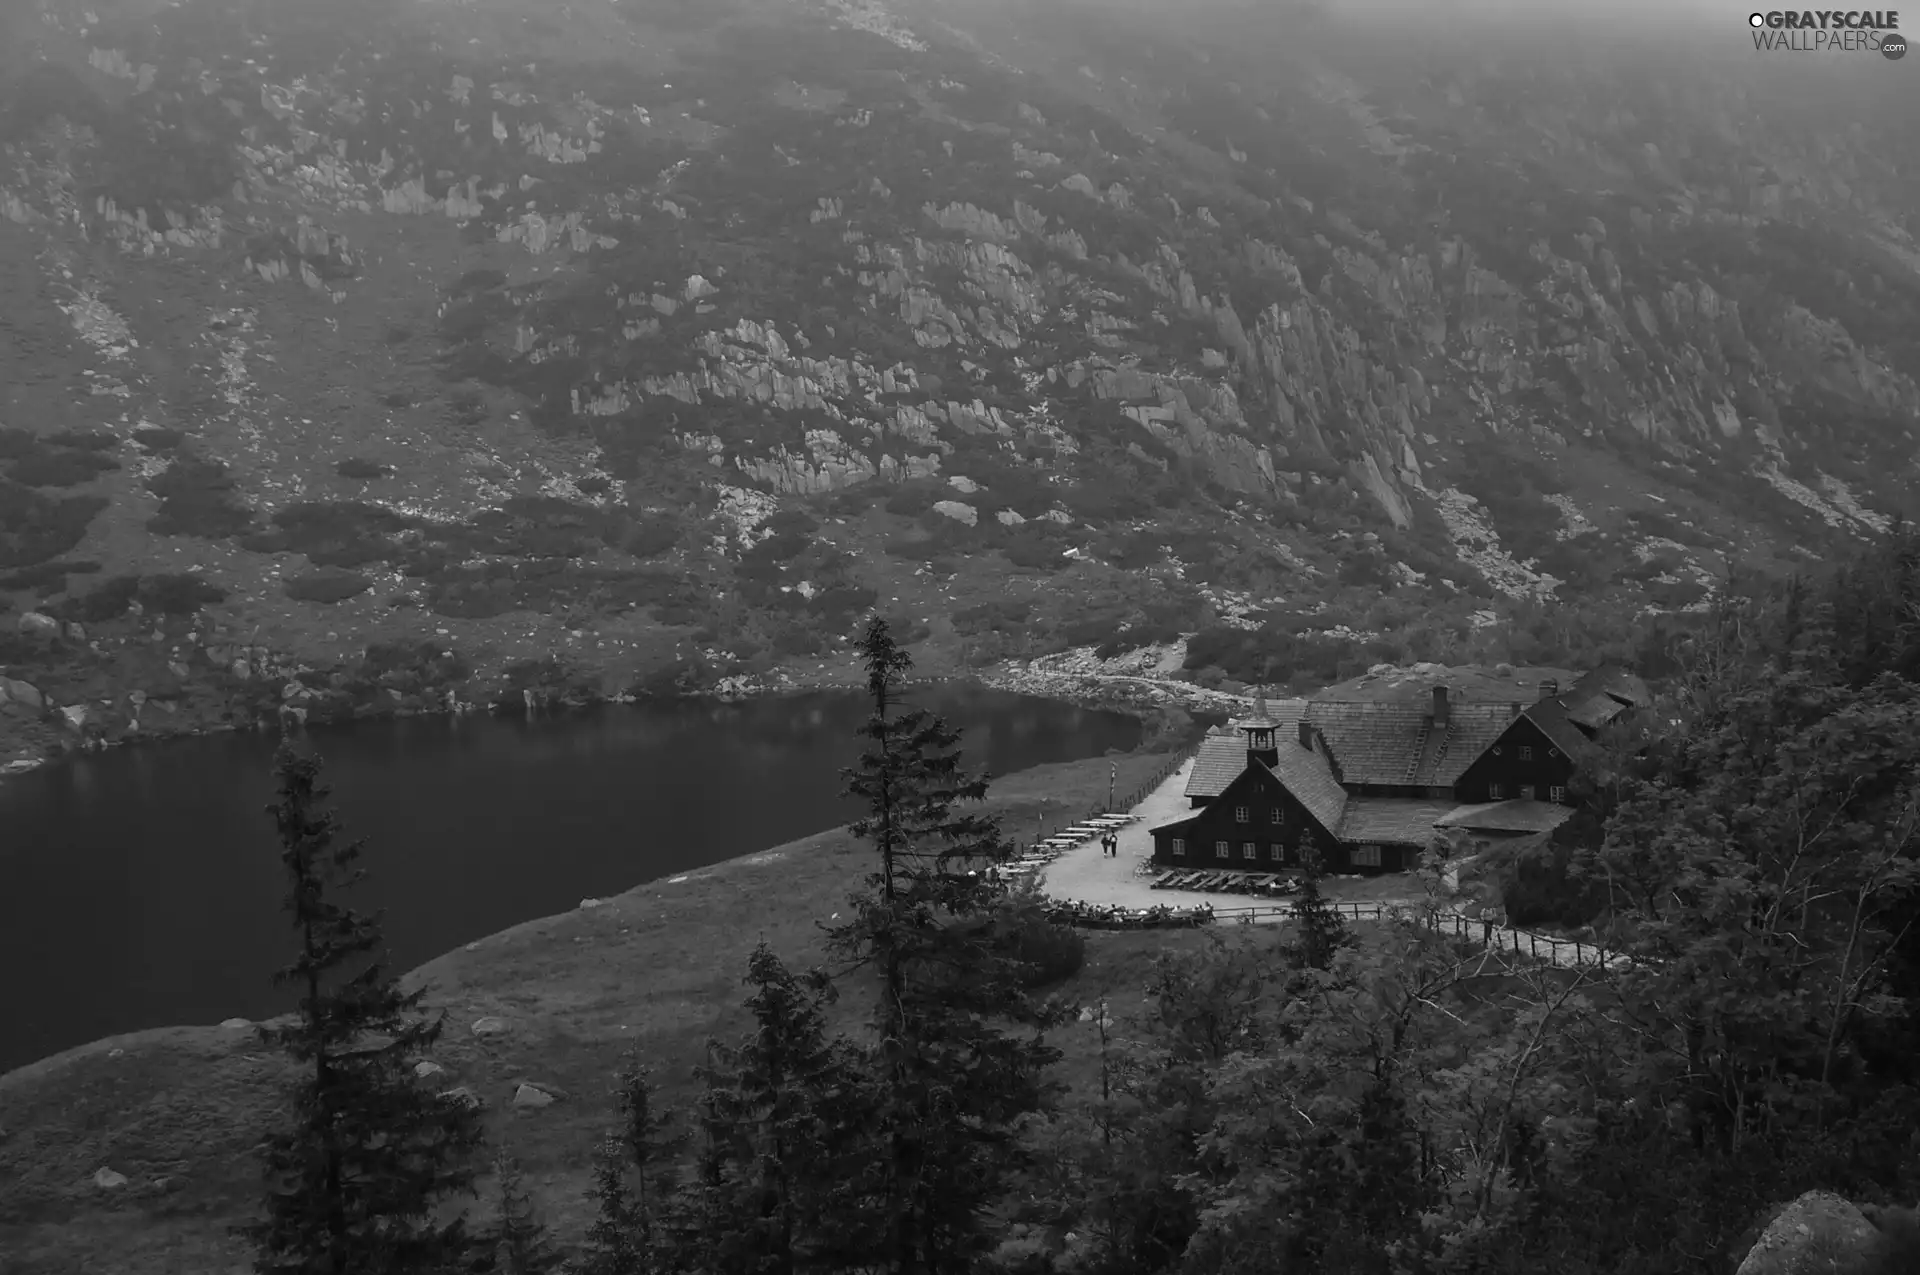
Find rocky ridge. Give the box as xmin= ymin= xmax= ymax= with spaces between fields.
xmin=0 ymin=0 xmax=1915 ymax=769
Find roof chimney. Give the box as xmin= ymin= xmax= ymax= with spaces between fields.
xmin=1298 ymin=719 xmax=1314 ymax=749
xmin=1431 ymin=684 xmax=1450 ymax=728
xmin=1539 ymin=678 xmax=1559 ymax=701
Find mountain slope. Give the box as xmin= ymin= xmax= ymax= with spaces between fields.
xmin=0 ymin=0 xmax=1915 ymax=751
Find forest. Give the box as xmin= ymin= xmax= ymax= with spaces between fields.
xmin=236 ymin=522 xmax=1920 ymax=1275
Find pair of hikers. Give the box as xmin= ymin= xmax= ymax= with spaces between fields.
xmin=1100 ymin=832 xmax=1120 ymax=858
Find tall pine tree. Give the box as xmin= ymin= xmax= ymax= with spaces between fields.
xmin=239 ymin=744 xmax=485 ymax=1275
xmin=822 ymin=617 xmax=1064 ymax=1275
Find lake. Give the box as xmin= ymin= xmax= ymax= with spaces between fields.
xmin=0 ymin=687 xmax=1140 ymax=1074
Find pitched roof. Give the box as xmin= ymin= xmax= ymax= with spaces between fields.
xmin=1561 ymin=690 xmax=1627 ymax=732
xmin=1185 ymin=733 xmax=1248 ymax=800
xmin=1336 ymin=798 xmax=1458 ymax=846
xmin=1260 ymin=741 xmax=1348 ymax=833
xmin=1568 ymin=664 xmax=1651 ymax=709
xmin=1184 ymin=699 xmax=1308 ymax=800
xmin=1520 ymin=694 xmax=1604 ymax=763
xmin=1303 ymin=699 xmax=1524 ymax=787
xmin=1433 ymin=799 xmax=1577 ymax=834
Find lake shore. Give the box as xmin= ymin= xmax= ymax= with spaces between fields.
xmin=0 ymin=737 xmax=1214 ymax=1273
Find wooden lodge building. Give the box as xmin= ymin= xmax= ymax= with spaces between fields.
xmin=1149 ymin=666 xmax=1651 ymax=875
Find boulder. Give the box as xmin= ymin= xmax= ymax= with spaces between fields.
xmin=65 ymin=622 xmax=85 ymax=641
xmin=471 ymin=1015 xmax=510 ymax=1037
xmin=512 ymin=1083 xmax=556 ymax=1109
xmin=59 ymin=705 xmax=88 ymax=730
xmin=92 ymin=1167 xmax=129 ymax=1189
xmin=3 ymin=679 xmax=46 ymax=712
xmin=219 ymin=1017 xmax=252 ymax=1030
xmin=414 ymin=1060 xmax=446 ymax=1079
xmin=1737 ymin=1190 xmax=1881 ymax=1275
xmin=17 ymin=612 xmax=60 ymax=640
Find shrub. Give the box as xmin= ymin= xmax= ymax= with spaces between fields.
xmin=285 ymin=569 xmax=373 ymax=604
xmin=0 ymin=559 xmax=101 ymax=594
xmin=978 ymin=891 xmax=1086 ymax=988
xmin=335 ymin=457 xmax=389 ymax=480
xmin=146 ymin=457 xmax=255 ymax=538
xmin=8 ymin=448 xmax=120 ymax=487
xmin=625 ymin=514 xmax=681 ymax=558
xmin=884 ymin=481 xmax=946 ymax=517
xmin=132 ymin=427 xmax=186 ymax=450
xmin=139 ymin=572 xmax=227 ymax=614
xmin=0 ymin=480 xmax=107 ymax=567
xmin=45 ymin=428 xmax=119 ymax=451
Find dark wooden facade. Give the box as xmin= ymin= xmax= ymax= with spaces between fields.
xmin=1152 ymin=764 xmax=1346 ymax=872
xmin=1450 ymin=716 xmax=1579 ymax=806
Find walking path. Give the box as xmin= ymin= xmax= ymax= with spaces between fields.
xmin=1040 ymin=758 xmax=1629 ymax=970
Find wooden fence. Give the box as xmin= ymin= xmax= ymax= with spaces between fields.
xmin=1199 ymin=900 xmax=1629 ymax=970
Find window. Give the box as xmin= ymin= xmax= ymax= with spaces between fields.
xmin=1549 ymin=786 xmax=1567 ymax=804
xmin=1215 ymin=840 xmax=1229 ymax=859
xmin=1242 ymin=841 xmax=1257 ymax=860
xmin=1517 ymin=745 xmax=1533 ymax=761
xmin=1270 ymin=842 xmax=1284 ymax=861
xmin=1488 ymin=783 xmax=1505 ymax=800
xmin=1354 ymin=845 xmax=1382 ymax=868
xmin=1270 ymin=806 xmax=1283 ymax=825
xmin=1234 ymin=805 xmax=1250 ymax=823
xmin=1171 ymin=838 xmax=1186 ymax=857
xmin=1519 ymin=785 xmax=1535 ymax=800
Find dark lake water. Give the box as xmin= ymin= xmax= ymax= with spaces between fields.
xmin=0 ymin=687 xmax=1139 ymax=1074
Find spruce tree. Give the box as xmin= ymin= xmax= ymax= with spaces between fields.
xmin=484 ymin=1151 xmax=562 ymax=1275
xmin=239 ymin=744 xmax=485 ymax=1275
xmin=612 ymin=1051 xmax=678 ymax=1249
xmin=578 ymin=1134 xmax=644 ymax=1275
xmin=1285 ymin=844 xmax=1350 ymax=973
xmin=822 ymin=617 xmax=1064 ymax=1275
xmin=677 ymin=942 xmax=877 ymax=1275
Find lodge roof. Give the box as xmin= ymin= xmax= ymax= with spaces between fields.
xmin=1301 ymin=699 xmax=1521 ymax=788
xmin=1184 ymin=700 xmax=1308 ymax=800
xmin=1260 ymin=738 xmax=1348 ymax=833
xmin=1336 ymin=798 xmax=1460 ymax=846
xmin=1433 ymin=799 xmax=1578 ymax=834
xmin=1518 ymin=694 xmax=1600 ymax=763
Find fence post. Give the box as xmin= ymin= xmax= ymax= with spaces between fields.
xmin=1529 ymin=934 xmax=1537 ymax=958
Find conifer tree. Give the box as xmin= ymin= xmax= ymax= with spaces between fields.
xmin=578 ymin=1134 xmax=644 ymax=1275
xmin=612 ymin=1052 xmax=678 ymax=1248
xmin=484 ymin=1151 xmax=562 ymax=1275
xmin=676 ymin=942 xmax=877 ymax=1275
xmin=822 ymin=617 xmax=1064 ymax=1275
xmin=239 ymin=744 xmax=485 ymax=1275
xmin=1284 ymin=844 xmax=1350 ymax=973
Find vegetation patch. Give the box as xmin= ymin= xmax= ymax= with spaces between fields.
xmin=6 ymin=447 xmax=121 ymax=487
xmin=333 ymin=458 xmax=390 ymax=480
xmin=0 ymin=559 xmax=102 ymax=595
xmin=57 ymin=572 xmax=228 ymax=623
xmin=45 ymin=428 xmax=120 ymax=452
xmin=243 ymin=501 xmax=416 ymax=567
xmin=0 ymin=479 xmax=107 ymax=567
xmin=132 ymin=426 xmax=186 ymax=451
xmin=283 ymin=569 xmax=374 ymax=604
xmin=145 ymin=456 xmax=256 ymax=539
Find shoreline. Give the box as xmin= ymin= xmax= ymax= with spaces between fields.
xmin=0 ymin=651 xmax=1241 ymax=786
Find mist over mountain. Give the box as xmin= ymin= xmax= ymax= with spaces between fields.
xmin=0 ymin=0 xmax=1915 ymax=734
